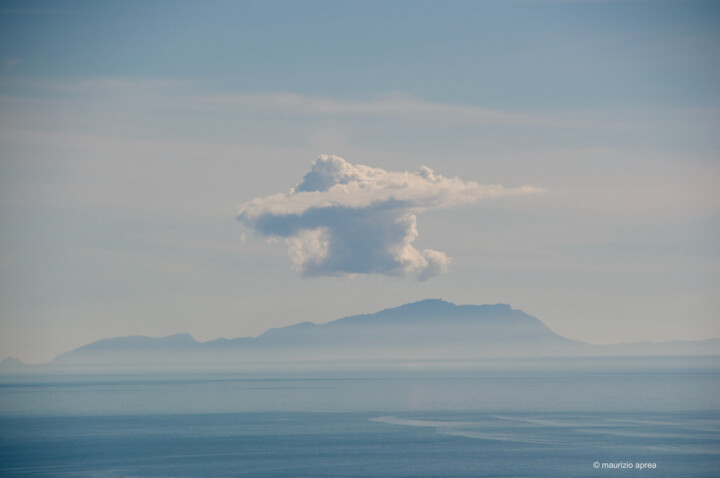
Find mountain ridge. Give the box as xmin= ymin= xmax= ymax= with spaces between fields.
xmin=7 ymin=299 xmax=720 ymax=369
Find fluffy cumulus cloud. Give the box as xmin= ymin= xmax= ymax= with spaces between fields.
xmin=238 ymin=155 xmax=540 ymax=280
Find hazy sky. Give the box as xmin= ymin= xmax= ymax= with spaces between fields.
xmin=1 ymin=0 xmax=719 ymax=363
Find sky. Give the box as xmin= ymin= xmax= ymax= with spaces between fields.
xmin=1 ymin=0 xmax=719 ymax=363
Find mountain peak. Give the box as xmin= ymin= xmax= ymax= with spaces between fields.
xmin=412 ymin=298 xmax=452 ymax=304
xmin=391 ymin=299 xmax=513 ymax=312
xmin=394 ymin=298 xmax=455 ymax=310
xmin=371 ymin=299 xmax=518 ymax=320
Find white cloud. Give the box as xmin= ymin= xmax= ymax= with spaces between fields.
xmin=238 ymin=155 xmax=541 ymax=280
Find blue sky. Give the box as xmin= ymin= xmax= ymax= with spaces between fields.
xmin=1 ymin=0 xmax=719 ymax=362
xmin=3 ymin=0 xmax=719 ymax=109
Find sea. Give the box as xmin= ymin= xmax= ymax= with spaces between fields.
xmin=0 ymin=356 xmax=718 ymax=477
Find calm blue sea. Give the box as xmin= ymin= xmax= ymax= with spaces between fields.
xmin=1 ymin=357 xmax=719 ymax=477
